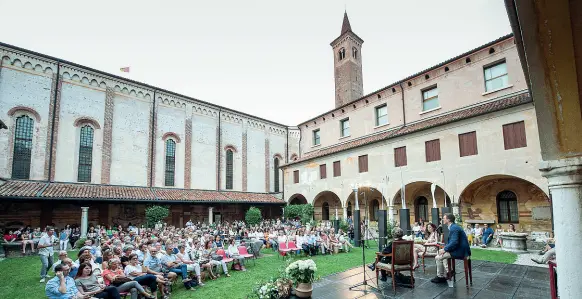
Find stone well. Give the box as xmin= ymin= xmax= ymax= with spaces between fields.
xmin=499 ymin=232 xmax=529 ymax=253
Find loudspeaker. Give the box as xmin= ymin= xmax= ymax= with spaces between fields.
xmin=400 ymin=208 xmax=411 ymax=236
xmin=353 ymin=212 xmax=361 ymax=247
xmin=334 ymin=219 xmax=340 ymax=234
xmin=441 ymin=207 xmax=452 ymax=242
xmin=377 ymin=210 xmax=388 ymax=251
xmin=431 ymin=207 xmax=440 ymax=227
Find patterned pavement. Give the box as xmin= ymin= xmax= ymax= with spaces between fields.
xmin=310 ymin=259 xmax=551 ymax=299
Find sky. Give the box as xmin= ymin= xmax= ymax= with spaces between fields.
xmin=0 ymin=0 xmax=512 ymax=126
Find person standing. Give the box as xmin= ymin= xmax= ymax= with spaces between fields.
xmin=39 ymin=227 xmax=58 ymax=283
xmin=431 ymin=213 xmax=471 ymax=284
xmin=59 ymin=228 xmax=69 ymax=251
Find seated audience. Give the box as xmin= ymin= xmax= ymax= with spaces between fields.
xmin=74 ymin=262 xmax=121 ymax=298
xmin=45 ymin=264 xmax=81 ymax=299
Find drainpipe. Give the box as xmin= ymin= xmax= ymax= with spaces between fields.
xmin=399 ymin=82 xmax=406 ymax=126
xmin=217 ymin=108 xmax=222 ymax=190
xmin=149 ymin=90 xmax=157 ymax=187
xmin=298 ymin=129 xmax=302 ymax=158
xmin=47 ymin=63 xmax=61 ymax=182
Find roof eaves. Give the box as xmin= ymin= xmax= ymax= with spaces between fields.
xmin=301 ymin=33 xmax=515 ymax=126
xmin=0 ymin=42 xmax=291 ymax=129
xmin=285 ymin=91 xmax=531 ymax=167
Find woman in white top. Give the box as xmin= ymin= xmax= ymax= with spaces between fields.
xmin=176 ymin=244 xmax=204 ymax=286
xmin=226 ymin=239 xmax=246 ymax=271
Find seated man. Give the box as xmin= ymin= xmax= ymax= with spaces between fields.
xmin=532 ymin=236 xmax=557 ymax=264
xmin=367 ymin=227 xmax=404 ymax=281
xmin=161 ymin=244 xmax=193 ymax=289
xmin=431 ymin=213 xmax=471 ymax=284
xmin=480 ymin=224 xmax=494 ymax=248
xmin=45 ymin=264 xmax=82 ymax=299
xmin=144 ymin=247 xmax=177 ymax=298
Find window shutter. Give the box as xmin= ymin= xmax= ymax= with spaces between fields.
xmin=503 ymin=121 xmax=527 ymax=150
xmin=459 ymin=132 xmax=478 ymax=157
xmin=293 ymin=170 xmax=299 ymax=184
xmin=333 ymin=161 xmax=341 ymax=177
xmin=425 ymin=139 xmax=441 ymax=162
xmin=395 ymin=146 xmax=407 ymax=167
xmin=320 ymin=164 xmax=327 ymax=179
xmin=358 ymin=155 xmax=368 ymax=173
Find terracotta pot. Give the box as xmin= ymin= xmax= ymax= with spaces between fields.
xmin=295 ymin=282 xmax=313 ymax=298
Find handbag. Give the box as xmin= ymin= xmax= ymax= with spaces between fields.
xmin=112 ymin=276 xmax=132 ymax=286
xmin=211 ymin=254 xmax=223 ymax=261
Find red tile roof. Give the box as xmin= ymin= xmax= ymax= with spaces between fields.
xmin=0 ymin=180 xmax=283 ymax=204
xmin=285 ymin=92 xmax=532 ymax=167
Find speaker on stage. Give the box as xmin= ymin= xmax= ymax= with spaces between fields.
xmin=377 ymin=210 xmax=388 ymax=251
xmin=353 ymin=212 xmax=361 ymax=247
xmin=431 ymin=207 xmax=440 ymax=227
xmin=441 ymin=207 xmax=452 ymax=242
xmin=399 ymin=209 xmax=411 ymax=236
xmin=334 ymin=219 xmax=340 ymax=234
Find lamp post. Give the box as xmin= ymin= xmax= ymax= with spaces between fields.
xmin=431 ymin=183 xmax=440 ymax=227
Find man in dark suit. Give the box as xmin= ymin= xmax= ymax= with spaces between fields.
xmin=431 ymin=213 xmax=471 ymax=283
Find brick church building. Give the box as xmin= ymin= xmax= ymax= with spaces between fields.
xmin=0 ymin=13 xmax=552 ymax=233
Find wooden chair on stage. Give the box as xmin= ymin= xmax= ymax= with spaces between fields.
xmin=375 ymin=240 xmax=415 ymax=291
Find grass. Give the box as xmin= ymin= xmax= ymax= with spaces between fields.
xmin=0 ymin=243 xmax=516 ymax=299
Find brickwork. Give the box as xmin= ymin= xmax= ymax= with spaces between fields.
xmin=265 ymin=138 xmax=270 ymax=192
xmin=44 ymin=73 xmax=61 ymax=180
xmin=242 ymin=132 xmax=248 ymax=191
xmin=184 ymin=117 xmax=192 ymax=188
xmin=147 ymin=100 xmax=157 ymax=187
xmin=101 ymin=87 xmax=115 ymax=184
xmin=216 ymin=126 xmax=220 ymax=190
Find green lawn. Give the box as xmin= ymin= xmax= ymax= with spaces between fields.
xmin=0 ymin=244 xmax=516 ymax=299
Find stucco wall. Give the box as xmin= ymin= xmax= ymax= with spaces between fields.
xmin=191 ymin=113 xmax=218 ymax=190
xmin=155 ymin=104 xmax=186 ymax=187
xmin=247 ymin=128 xmax=266 ymax=192
xmin=54 ymin=82 xmax=106 ymax=183
xmin=284 ymin=104 xmax=547 ymax=213
xmin=0 ymin=66 xmax=53 ymax=180
xmin=109 ymin=94 xmax=152 ymax=186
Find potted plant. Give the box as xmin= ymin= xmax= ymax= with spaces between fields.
xmin=285 ymin=259 xmax=317 ymax=298
xmin=251 ymin=279 xmax=279 ymax=299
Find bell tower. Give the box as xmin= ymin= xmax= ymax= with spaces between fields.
xmin=331 ymin=12 xmax=364 ymax=108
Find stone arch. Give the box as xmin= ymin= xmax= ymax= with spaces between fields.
xmin=74 ymin=117 xmax=101 ymax=129
xmin=162 ymin=132 xmax=181 ymax=143
xmin=224 ymin=144 xmax=238 ymax=153
xmin=7 ymin=106 xmax=41 ymax=122
xmin=391 ymin=181 xmax=451 ymax=224
xmin=273 ymin=153 xmax=283 ymax=161
xmin=345 ymin=187 xmax=387 ymax=222
xmin=290 ymin=153 xmax=298 ymax=161
xmin=288 ymin=193 xmax=307 ymax=205
xmin=313 ymin=191 xmax=342 ymax=221
xmin=458 ymin=174 xmax=551 ymax=232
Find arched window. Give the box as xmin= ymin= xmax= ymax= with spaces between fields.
xmin=497 ymin=190 xmax=519 ymax=223
xmin=347 ymin=201 xmax=353 ymax=218
xmin=226 ymin=149 xmax=234 ymax=190
xmin=273 ymin=157 xmax=280 ymax=192
xmin=322 ymin=202 xmax=330 ymax=221
xmin=352 ymin=47 xmax=358 ymax=59
xmin=77 ymin=125 xmax=94 ymax=182
xmin=338 ymin=48 xmax=346 ymax=61
xmin=12 ymin=115 xmax=34 ymax=179
xmin=415 ymin=196 xmax=429 ymax=222
xmin=165 ymin=139 xmax=176 ymax=186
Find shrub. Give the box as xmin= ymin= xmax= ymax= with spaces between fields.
xmin=284 ymin=204 xmax=314 ymax=224
xmin=145 ymin=205 xmax=169 ymax=228
xmin=339 ymin=220 xmax=350 ymax=232
xmin=285 ymin=259 xmax=317 ymax=284
xmin=245 ymin=207 xmax=262 ymax=225
xmin=74 ymin=238 xmax=87 ymax=249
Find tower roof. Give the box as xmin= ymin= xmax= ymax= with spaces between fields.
xmin=341 ymin=11 xmax=352 ymax=35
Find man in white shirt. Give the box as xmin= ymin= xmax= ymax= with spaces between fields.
xmin=38 ymin=227 xmax=57 ymax=282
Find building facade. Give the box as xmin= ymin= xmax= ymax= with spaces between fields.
xmin=0 ymin=43 xmax=299 ymax=228
xmin=282 ymin=14 xmax=552 ymax=233
xmin=0 ymin=13 xmax=552 ymax=233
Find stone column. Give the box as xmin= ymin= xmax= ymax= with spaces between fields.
xmin=80 ymin=207 xmax=89 ymax=238
xmin=388 ymin=205 xmax=395 ymax=223
xmin=208 ymin=207 xmax=214 ymax=225
xmin=540 ymin=157 xmax=582 ymax=298
xmin=342 ymin=207 xmax=347 ymax=220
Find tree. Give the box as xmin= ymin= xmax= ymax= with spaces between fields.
xmin=145 ymin=205 xmax=169 ymax=228
xmin=284 ymin=204 xmax=314 ymax=224
xmin=245 ymin=207 xmax=262 ymax=225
